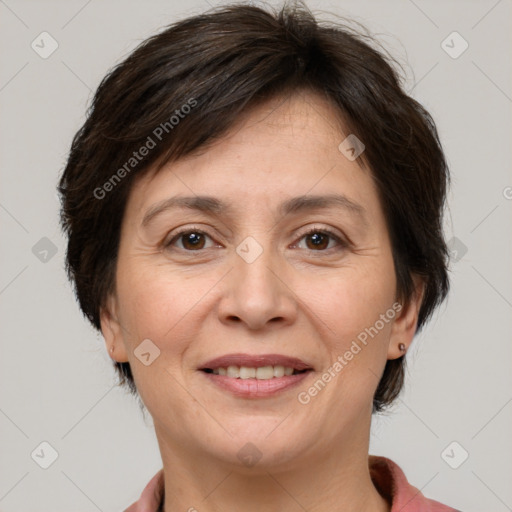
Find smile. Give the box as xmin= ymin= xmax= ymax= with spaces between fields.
xmin=204 ymin=365 xmax=304 ymax=379
xmin=199 ymin=353 xmax=313 ymax=398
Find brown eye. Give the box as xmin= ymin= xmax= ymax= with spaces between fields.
xmin=304 ymin=232 xmax=330 ymax=250
xmin=180 ymin=232 xmax=206 ymax=250
xmin=295 ymin=227 xmax=346 ymax=252
xmin=166 ymin=229 xmax=215 ymax=251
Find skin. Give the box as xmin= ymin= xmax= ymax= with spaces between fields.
xmin=101 ymin=90 xmax=423 ymax=512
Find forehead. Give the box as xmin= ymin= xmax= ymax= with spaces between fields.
xmin=125 ymin=90 xmax=379 ymax=221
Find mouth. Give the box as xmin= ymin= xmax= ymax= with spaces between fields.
xmin=198 ymin=353 xmax=314 ymax=398
xmin=199 ymin=353 xmax=313 ymax=376
xmin=201 ymin=365 xmax=310 ymax=380
xmin=202 ymin=366 xmax=309 ymax=378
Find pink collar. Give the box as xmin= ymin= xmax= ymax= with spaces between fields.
xmin=124 ymin=455 xmax=460 ymax=512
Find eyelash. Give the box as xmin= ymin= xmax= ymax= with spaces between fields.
xmin=164 ymin=225 xmax=348 ymax=253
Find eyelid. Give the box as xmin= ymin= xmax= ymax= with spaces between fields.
xmin=291 ymin=224 xmax=349 ymax=250
xmin=163 ymin=225 xmax=216 ymax=248
xmin=164 ymin=223 xmax=349 ymax=253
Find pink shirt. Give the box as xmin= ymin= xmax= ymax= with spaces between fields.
xmin=124 ymin=455 xmax=461 ymax=512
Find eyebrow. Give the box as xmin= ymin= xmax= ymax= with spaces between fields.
xmin=141 ymin=193 xmax=367 ymax=227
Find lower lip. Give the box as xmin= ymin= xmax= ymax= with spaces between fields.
xmin=201 ymin=371 xmax=311 ymax=398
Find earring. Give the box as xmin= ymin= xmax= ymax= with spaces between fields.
xmin=110 ymin=345 xmax=115 ymax=358
xmin=398 ymin=343 xmax=406 ymax=354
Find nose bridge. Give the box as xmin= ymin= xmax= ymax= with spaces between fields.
xmin=218 ymin=232 xmax=296 ymax=329
xmin=235 ymin=233 xmax=282 ymax=301
xmin=236 ymin=236 xmax=277 ymax=290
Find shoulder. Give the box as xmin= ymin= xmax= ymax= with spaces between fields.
xmin=369 ymin=455 xmax=463 ymax=512
xmin=124 ymin=469 xmax=165 ymax=512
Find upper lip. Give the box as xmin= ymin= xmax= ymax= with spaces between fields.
xmin=199 ymin=353 xmax=313 ymax=371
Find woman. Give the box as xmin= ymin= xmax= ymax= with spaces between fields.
xmin=58 ymin=2 xmax=460 ymax=511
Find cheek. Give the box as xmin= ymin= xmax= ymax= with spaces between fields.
xmin=113 ymin=267 xmax=202 ymax=405
xmin=304 ymin=256 xmax=396 ymax=389
xmin=316 ymin=263 xmax=396 ymax=339
xmin=115 ymin=261 xmax=221 ymax=351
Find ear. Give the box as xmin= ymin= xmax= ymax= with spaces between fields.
xmin=99 ymin=294 xmax=129 ymax=363
xmin=387 ymin=274 xmax=425 ymax=360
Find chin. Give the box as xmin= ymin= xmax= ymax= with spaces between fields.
xmin=196 ymin=421 xmax=313 ymax=471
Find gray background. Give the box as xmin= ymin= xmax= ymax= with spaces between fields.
xmin=1 ymin=0 xmax=511 ymax=511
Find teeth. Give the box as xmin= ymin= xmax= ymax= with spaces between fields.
xmin=273 ymin=365 xmax=285 ymax=377
xmin=256 ymin=366 xmax=274 ymax=379
xmin=226 ymin=365 xmax=239 ymax=378
xmin=211 ymin=365 xmax=300 ymax=379
xmin=240 ymin=367 xmax=256 ymax=379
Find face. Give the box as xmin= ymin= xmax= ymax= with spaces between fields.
xmin=102 ymin=91 xmax=420 ymax=470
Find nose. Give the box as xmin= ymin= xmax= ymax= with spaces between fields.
xmin=217 ymin=244 xmax=298 ymax=331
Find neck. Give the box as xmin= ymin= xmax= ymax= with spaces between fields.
xmin=155 ymin=415 xmax=390 ymax=512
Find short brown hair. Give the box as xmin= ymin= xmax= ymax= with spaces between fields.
xmin=58 ymin=1 xmax=450 ymax=413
